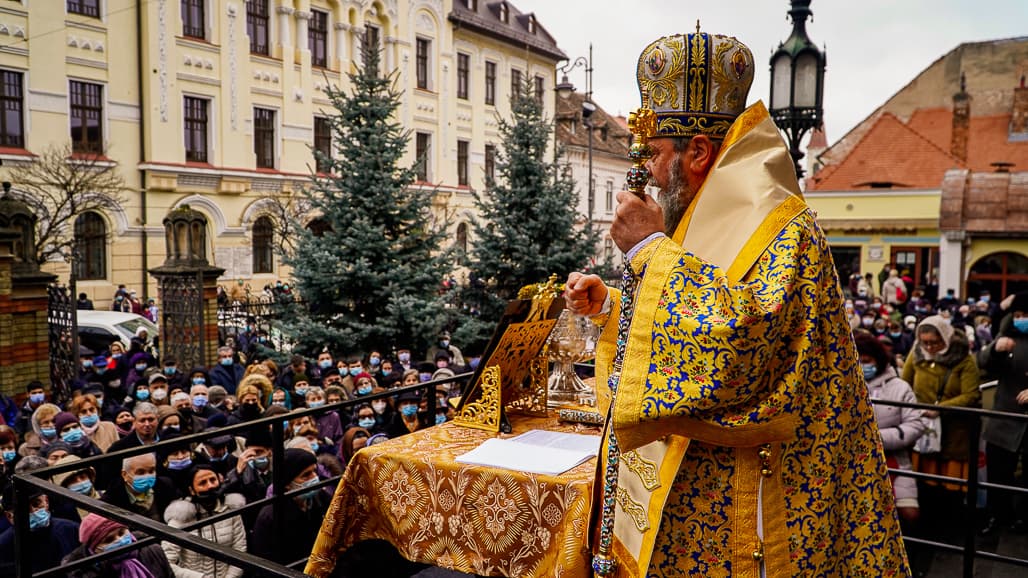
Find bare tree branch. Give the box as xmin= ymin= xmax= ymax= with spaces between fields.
xmin=5 ymin=144 xmax=127 ymax=264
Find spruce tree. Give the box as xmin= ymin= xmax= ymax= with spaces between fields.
xmin=279 ymin=39 xmax=449 ymax=357
xmin=455 ymin=81 xmax=599 ymax=349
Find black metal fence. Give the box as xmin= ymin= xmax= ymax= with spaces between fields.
xmin=46 ymin=283 xmax=78 ymax=406
xmin=216 ymin=295 xmax=305 ymax=354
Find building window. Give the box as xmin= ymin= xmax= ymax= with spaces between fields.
xmin=498 ymin=2 xmax=508 ymax=23
xmin=456 ymin=222 xmax=468 ymax=254
xmin=605 ymin=180 xmax=614 ymax=212
xmin=309 ymin=10 xmax=328 ymax=68
xmin=253 ymin=107 xmax=275 ymax=169
xmin=484 ymin=144 xmax=496 ymax=182
xmin=415 ymin=132 xmax=430 ymax=181
xmin=307 ymin=218 xmax=332 ymax=237
xmin=511 ymin=68 xmax=522 ymax=99
xmin=67 ymin=0 xmax=100 ymax=18
xmin=484 ymin=61 xmax=496 ymax=105
xmin=416 ymin=38 xmax=430 ymax=90
xmin=182 ymin=0 xmax=205 ymax=40
xmin=74 ymin=212 xmax=106 ymax=281
xmin=457 ymin=140 xmax=469 ymax=186
xmin=527 ymin=15 xmax=536 ymax=34
xmin=69 ymin=80 xmax=103 ymax=154
xmin=604 ymin=238 xmax=613 ymax=261
xmin=183 ymin=96 xmax=208 ymax=163
xmin=246 ymin=0 xmax=269 ymax=55
xmin=0 ymin=70 xmax=23 ymax=148
xmin=534 ymin=75 xmax=544 ymax=103
xmin=314 ymin=116 xmax=331 ymax=173
xmin=465 ymin=0 xmax=477 ymax=10
xmin=457 ymin=53 xmax=470 ymax=100
xmin=252 ymin=216 xmax=274 ymax=274
xmin=364 ymin=25 xmax=380 ymax=56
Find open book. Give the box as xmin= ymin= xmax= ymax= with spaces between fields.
xmin=455 ymin=429 xmax=602 ymax=476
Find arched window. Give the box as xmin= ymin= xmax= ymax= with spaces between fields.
xmin=74 ymin=211 xmax=106 ymax=280
xmin=307 ymin=217 xmax=332 ymax=237
xmin=252 ymin=216 xmax=274 ymax=274
xmin=966 ymin=252 xmax=1028 ymax=300
xmin=456 ymin=222 xmax=468 ymax=255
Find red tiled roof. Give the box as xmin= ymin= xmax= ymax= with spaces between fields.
xmin=807 ymin=112 xmax=964 ymax=191
xmin=908 ymin=109 xmax=1028 ymax=172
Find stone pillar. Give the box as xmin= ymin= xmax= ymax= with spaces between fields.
xmin=294 ymin=10 xmax=310 ymax=64
xmin=334 ymin=22 xmax=349 ymax=71
xmin=148 ymin=206 xmax=225 ymax=370
xmin=277 ymin=6 xmax=293 ymax=49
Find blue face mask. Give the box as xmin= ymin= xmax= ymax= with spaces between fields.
xmin=400 ymin=404 xmax=418 ymax=418
xmin=250 ymin=456 xmax=270 ymax=470
xmin=469 ymin=358 xmax=480 ymax=370
xmin=193 ymin=395 xmax=208 ymax=408
xmin=69 ymin=480 xmax=93 ymax=495
xmin=95 ymin=367 xmax=106 ymax=375
xmin=212 ymin=451 xmax=229 ymax=462
xmin=319 ymin=360 xmax=333 ymax=369
xmin=192 ymin=377 xmax=206 ymax=385
xmin=358 ymin=417 xmax=376 ymax=429
xmin=398 ymin=353 xmax=410 ymax=363
xmin=435 ymin=413 xmax=447 ymax=425
xmin=131 ymin=474 xmax=156 ymax=493
xmin=61 ymin=428 xmax=84 ymax=444
xmin=28 ymin=508 xmax=50 ymax=530
xmin=309 ymin=441 xmax=319 ymax=453
xmin=219 ymin=358 xmax=233 ymax=366
xmin=307 ymin=400 xmax=324 ymax=408
xmin=295 ymin=476 xmax=320 ymax=500
xmin=349 ymin=367 xmax=362 ymax=377
xmin=419 ymin=373 xmax=432 ymax=383
xmin=112 ymin=353 xmax=122 ymax=359
xmin=2 ymin=449 xmax=16 ymax=463
xmin=1014 ymin=318 xmax=1028 ymax=334
xmin=861 ymin=363 xmax=877 ymax=381
xmin=295 ymin=386 xmax=309 ymax=396
xmin=103 ymin=531 xmax=135 ymax=552
xmin=80 ymin=414 xmax=99 ymax=427
xmin=164 ymin=366 xmax=176 ymax=375
xmin=40 ymin=427 xmax=57 ymax=439
xmin=889 ymin=332 xmax=902 ymax=339
xmin=369 ymin=356 xmax=381 ymax=367
xmin=357 ymin=385 xmax=372 ymax=396
xmin=168 ymin=457 xmax=192 ymax=470
xmin=29 ymin=392 xmax=45 ymax=404
xmin=82 ymin=360 xmax=93 ymax=369
xmin=136 ymin=390 xmax=150 ymax=401
xmin=135 ymin=364 xmax=147 ymax=372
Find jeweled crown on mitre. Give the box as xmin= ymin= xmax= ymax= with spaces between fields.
xmin=636 ymin=30 xmax=754 ymax=139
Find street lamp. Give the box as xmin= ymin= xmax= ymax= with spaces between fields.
xmin=769 ymin=0 xmax=826 ymax=178
xmin=556 ymin=44 xmax=595 ymax=222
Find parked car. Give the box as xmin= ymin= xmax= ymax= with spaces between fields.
xmin=77 ymin=310 xmax=158 ymax=354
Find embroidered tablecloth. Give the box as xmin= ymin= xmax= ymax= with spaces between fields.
xmin=305 ymin=415 xmax=600 ymax=578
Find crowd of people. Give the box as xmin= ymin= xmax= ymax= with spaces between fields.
xmin=0 ymin=324 xmax=477 ymax=577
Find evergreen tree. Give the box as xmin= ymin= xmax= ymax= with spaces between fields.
xmin=455 ymin=81 xmax=600 ymax=349
xmin=279 ymin=39 xmax=449 ymax=357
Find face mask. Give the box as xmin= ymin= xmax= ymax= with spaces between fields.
xmin=435 ymin=413 xmax=447 ymax=425
xmin=103 ymin=531 xmax=135 ymax=552
xmin=151 ymin=388 xmax=168 ymax=401
xmin=861 ymin=318 xmax=874 ymax=327
xmin=192 ymin=377 xmax=206 ymax=385
xmin=398 ymin=353 xmax=410 ymax=363
xmin=349 ymin=367 xmax=362 ymax=377
xmin=2 ymin=449 xmax=16 ymax=463
xmin=982 ymin=296 xmax=991 ymax=303
xmin=194 ymin=487 xmax=223 ymax=509
xmin=240 ymin=404 xmax=260 ymax=418
xmin=400 ymin=405 xmax=418 ymax=418
xmin=212 ymin=451 xmax=230 ymax=462
xmin=29 ymin=392 xmax=44 ymax=404
xmin=319 ymin=360 xmax=332 ymax=369
xmin=860 ymin=363 xmax=877 ymax=381
xmin=440 ymin=340 xmax=450 ymax=349
xmin=249 ymin=456 xmax=270 ymax=470
xmin=372 ymin=400 xmax=387 ymax=414
xmin=135 ymin=364 xmax=147 ymax=372
xmin=308 ymin=400 xmax=324 ymax=408
xmin=69 ymin=480 xmax=93 ymax=495
xmin=220 ymin=358 xmax=233 ymax=366
xmin=358 ymin=417 xmax=376 ymax=428
xmin=112 ymin=353 xmax=122 ymax=359
xmin=258 ymin=336 xmax=267 ymax=343
xmin=61 ymin=428 xmax=84 ymax=444
xmin=419 ymin=373 xmax=432 ymax=383
xmin=136 ymin=390 xmax=150 ymax=401
xmin=272 ymin=400 xmax=286 ymax=406
xmin=95 ymin=367 xmax=106 ymax=375
xmin=167 ymin=457 xmax=192 ymax=470
xmin=369 ymin=356 xmax=381 ymax=367
xmin=82 ymin=360 xmax=93 ymax=369
xmin=309 ymin=441 xmax=319 ymax=453
xmin=40 ymin=427 xmax=57 ymax=438
xmin=164 ymin=367 xmax=176 ymax=375
xmin=295 ymin=476 xmax=320 ymax=500
xmin=295 ymin=386 xmax=309 ymax=396
xmin=357 ymin=385 xmax=372 ymax=396
xmin=29 ymin=508 xmax=51 ymax=530
xmin=469 ymin=358 xmax=480 ymax=370
xmin=131 ymin=474 xmax=156 ymax=493
xmin=889 ymin=332 xmax=902 ymax=339
xmin=166 ymin=425 xmax=180 ymax=433
xmin=1014 ymin=318 xmax=1028 ymax=333
xmin=192 ymin=395 xmax=208 ymax=408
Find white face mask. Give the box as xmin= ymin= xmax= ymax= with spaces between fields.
xmin=372 ymin=400 xmax=387 ymax=414
xmin=151 ymin=389 xmax=168 ymax=401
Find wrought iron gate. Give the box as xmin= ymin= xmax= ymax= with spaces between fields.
xmin=46 ymin=283 xmax=78 ymax=404
xmin=158 ymin=272 xmax=205 ymax=369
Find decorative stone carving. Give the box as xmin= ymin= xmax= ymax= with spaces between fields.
xmin=158 ymin=0 xmax=168 ymax=122
xmin=227 ymin=2 xmax=239 ymax=130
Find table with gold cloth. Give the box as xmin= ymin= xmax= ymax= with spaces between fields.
xmin=305 ymin=415 xmax=600 ymax=578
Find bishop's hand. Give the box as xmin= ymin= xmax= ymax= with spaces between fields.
xmin=565 ymin=272 xmax=607 ymax=317
xmin=611 ymin=190 xmax=664 ymax=253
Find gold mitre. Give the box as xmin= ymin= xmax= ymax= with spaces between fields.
xmin=636 ymin=29 xmax=754 ymax=139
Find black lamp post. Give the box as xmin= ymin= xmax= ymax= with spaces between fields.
xmin=556 ymin=44 xmax=595 ymax=223
xmin=769 ymin=0 xmax=826 ymax=178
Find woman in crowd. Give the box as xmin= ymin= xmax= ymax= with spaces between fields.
xmin=229 ymin=378 xmax=267 ymax=426
xmin=64 ymin=513 xmax=177 ymax=578
xmin=157 ymin=432 xmax=207 ymax=498
xmin=386 ymin=391 xmax=425 ymax=438
xmin=53 ymin=412 xmax=102 ymax=460
xmin=23 ymin=402 xmax=62 ymax=456
xmin=52 ymin=455 xmax=101 ymax=521
xmin=267 ymin=386 xmax=292 ymax=409
xmin=340 ymin=426 xmax=371 ymax=464
xmin=369 ymin=387 xmax=395 ymax=430
xmin=401 ymin=369 xmax=419 ymax=387
xmin=69 ymin=394 xmax=119 ymax=452
xmin=124 ymin=352 xmax=152 ymax=395
xmin=249 ymin=448 xmax=329 ymax=564
xmin=305 ymin=386 xmax=343 ymax=444
xmin=163 ymin=465 xmax=247 ymax=578
xmin=113 ymin=409 xmax=135 ymax=438
xmin=0 ymin=426 xmax=19 ymax=471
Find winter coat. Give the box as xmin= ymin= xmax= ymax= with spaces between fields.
xmin=0 ymin=516 xmax=80 ymax=576
xmin=883 ymin=275 xmax=907 ymax=305
xmin=901 ymin=329 xmax=981 ymax=461
xmin=867 ymin=366 xmax=925 ymax=506
xmin=977 ymin=314 xmax=1028 ymax=453
xmin=63 ymin=540 xmax=176 ymax=578
xmin=163 ymin=493 xmax=247 ymax=578
xmin=249 ymin=492 xmax=330 ymax=565
xmin=209 ymin=363 xmax=245 ymax=395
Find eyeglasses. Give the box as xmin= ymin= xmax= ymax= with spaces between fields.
xmin=919 ymin=338 xmax=945 ymax=350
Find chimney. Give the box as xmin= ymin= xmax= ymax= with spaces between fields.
xmin=950 ymin=73 xmax=970 ymax=163
xmin=1011 ymin=73 xmax=1028 ymax=138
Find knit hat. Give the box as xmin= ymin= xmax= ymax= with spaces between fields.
xmin=41 ymin=441 xmax=73 ymax=459
xmin=54 ymin=411 xmax=80 ymax=433
xmin=156 ymin=405 xmax=179 ymax=425
xmin=92 ymin=356 xmax=108 ymax=369
xmin=79 ymin=513 xmax=126 ymax=553
xmin=208 ymin=386 xmax=228 ymax=406
xmin=282 ymin=447 xmax=316 ymax=484
xmin=205 ymin=413 xmax=228 ymax=429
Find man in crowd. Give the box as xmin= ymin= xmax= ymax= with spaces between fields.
xmin=210 ymin=346 xmax=244 ymax=394
xmin=101 ymin=453 xmax=175 ymax=522
xmin=564 ymin=30 xmax=907 ymax=576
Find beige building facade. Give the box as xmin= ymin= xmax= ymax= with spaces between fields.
xmin=0 ymin=0 xmax=564 ymax=308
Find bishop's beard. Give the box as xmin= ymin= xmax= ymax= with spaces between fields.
xmin=655 ymin=152 xmax=688 ymax=235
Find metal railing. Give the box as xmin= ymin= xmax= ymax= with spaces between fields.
xmin=12 ymin=371 xmax=472 ymax=578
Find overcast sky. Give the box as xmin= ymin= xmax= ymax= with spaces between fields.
xmin=514 ymin=0 xmax=1027 ymax=148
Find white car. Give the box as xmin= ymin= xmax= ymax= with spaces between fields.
xmin=77 ymin=310 xmax=159 ymax=354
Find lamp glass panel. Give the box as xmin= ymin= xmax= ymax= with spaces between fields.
xmin=771 ymin=54 xmax=792 ymax=110
xmin=793 ymin=53 xmax=818 ymax=108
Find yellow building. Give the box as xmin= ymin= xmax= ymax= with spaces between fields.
xmin=0 ymin=0 xmax=564 ymax=307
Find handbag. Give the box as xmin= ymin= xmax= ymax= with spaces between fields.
xmin=912 ymin=365 xmax=953 ymax=455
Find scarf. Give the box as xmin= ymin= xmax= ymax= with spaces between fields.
xmin=80 ymin=420 xmax=100 ymax=437
xmin=111 ymin=557 xmax=155 ymax=578
xmin=916 ymin=315 xmax=953 ymax=360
